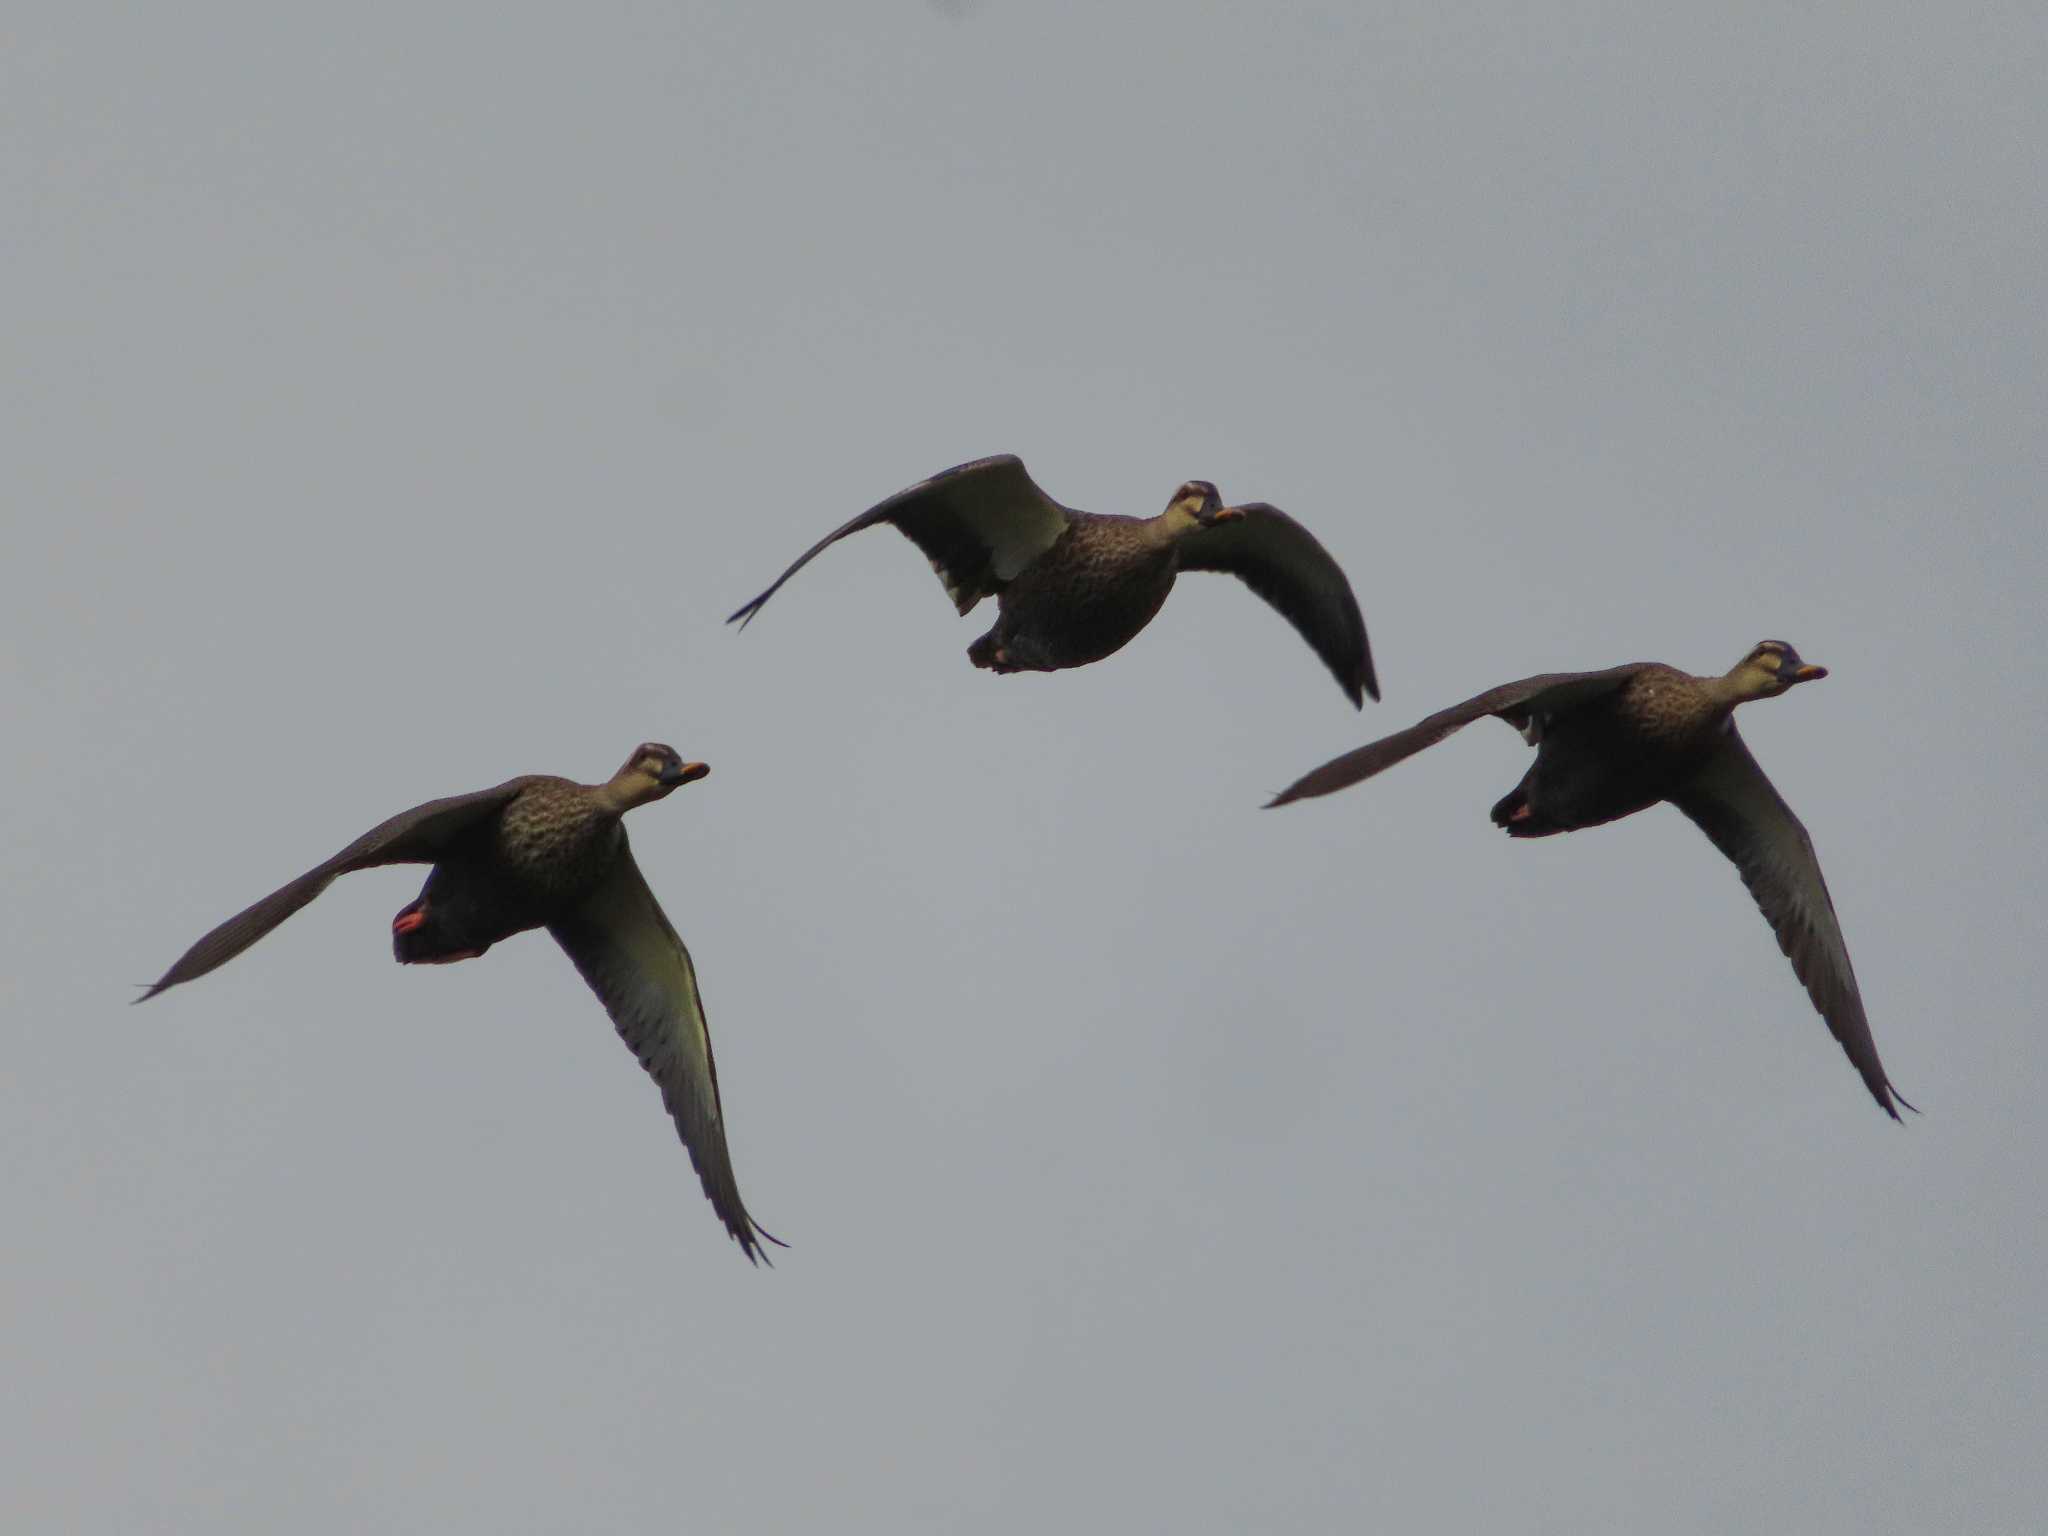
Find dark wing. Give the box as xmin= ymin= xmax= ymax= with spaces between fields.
xmin=139 ymin=778 xmax=532 ymax=1000
xmin=1176 ymin=503 xmax=1378 ymax=706
xmin=727 ymin=454 xmax=1072 ymax=626
xmin=1266 ymin=666 xmax=1647 ymax=806
xmin=548 ymin=843 xmax=781 ymax=1263
xmin=1670 ymin=729 xmax=1910 ymax=1119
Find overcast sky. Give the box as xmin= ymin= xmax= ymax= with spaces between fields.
xmin=5 ymin=3 xmax=2045 ymax=1530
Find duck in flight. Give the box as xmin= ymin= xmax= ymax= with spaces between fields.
xmin=139 ymin=743 xmax=781 ymax=1262
xmin=728 ymin=454 xmax=1378 ymax=706
xmin=1269 ymin=642 xmax=1911 ymax=1118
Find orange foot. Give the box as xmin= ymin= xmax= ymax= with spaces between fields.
xmin=392 ymin=906 xmax=428 ymax=935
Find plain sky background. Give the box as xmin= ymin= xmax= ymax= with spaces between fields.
xmin=5 ymin=3 xmax=2044 ymax=1530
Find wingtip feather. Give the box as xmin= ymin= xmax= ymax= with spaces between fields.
xmin=738 ymin=1222 xmax=790 ymax=1267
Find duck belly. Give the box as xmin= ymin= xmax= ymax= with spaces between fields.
xmin=974 ymin=540 xmax=1176 ymax=672
xmin=392 ymin=796 xmax=620 ymax=963
xmin=1492 ymin=714 xmax=1697 ymax=836
xmin=392 ymin=860 xmax=546 ymax=963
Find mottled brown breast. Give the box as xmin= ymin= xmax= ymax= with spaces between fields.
xmin=1611 ymin=665 xmax=1732 ymax=756
xmin=491 ymin=778 xmax=627 ymax=904
xmin=994 ymin=513 xmax=1180 ymax=667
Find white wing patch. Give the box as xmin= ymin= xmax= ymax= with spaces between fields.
xmin=929 ymin=557 xmax=973 ymax=610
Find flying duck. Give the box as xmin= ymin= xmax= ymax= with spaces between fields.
xmin=1270 ymin=642 xmax=1910 ymax=1118
xmin=140 ymin=743 xmax=781 ymax=1261
xmin=729 ymin=455 xmax=1377 ymax=706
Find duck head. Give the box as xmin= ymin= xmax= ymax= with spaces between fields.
xmin=1730 ymin=639 xmax=1829 ymax=700
xmin=611 ymin=742 xmax=710 ymax=808
xmin=1162 ymin=479 xmax=1244 ymax=532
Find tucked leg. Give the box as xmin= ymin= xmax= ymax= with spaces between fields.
xmin=391 ymin=897 xmax=488 ymax=965
xmin=1490 ymin=769 xmax=1567 ymax=838
xmin=967 ymin=628 xmax=1009 ymax=671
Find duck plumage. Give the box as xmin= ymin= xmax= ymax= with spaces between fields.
xmin=729 ymin=454 xmax=1377 ymax=706
xmin=1270 ymin=643 xmax=1910 ymax=1119
xmin=140 ymin=744 xmax=780 ymax=1263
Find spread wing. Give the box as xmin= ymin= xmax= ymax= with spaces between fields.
xmin=1671 ymin=729 xmax=1910 ymax=1119
xmin=1266 ymin=666 xmax=1647 ymax=806
xmin=1176 ymin=503 xmax=1378 ymax=706
xmin=139 ymin=778 xmax=533 ymax=1000
xmin=548 ymin=843 xmax=781 ymax=1263
xmin=727 ymin=454 xmax=1073 ymax=626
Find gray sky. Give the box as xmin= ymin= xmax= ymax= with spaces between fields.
xmin=5 ymin=3 xmax=2044 ymax=1530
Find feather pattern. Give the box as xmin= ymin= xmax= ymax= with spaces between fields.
xmin=549 ymin=845 xmax=782 ymax=1261
xmin=138 ymin=780 xmax=532 ymax=999
xmin=1267 ymin=666 xmax=1644 ymax=806
xmin=1177 ymin=503 xmax=1379 ymax=705
xmin=1671 ymin=732 xmax=1910 ymax=1119
xmin=727 ymin=454 xmax=1071 ymax=625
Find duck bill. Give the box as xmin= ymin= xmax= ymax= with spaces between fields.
xmin=1211 ymin=506 xmax=1247 ymax=523
xmin=1791 ymin=663 xmax=1828 ymax=683
xmin=662 ymin=761 xmax=711 ymax=786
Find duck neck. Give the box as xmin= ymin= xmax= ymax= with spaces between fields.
xmin=1701 ymin=666 xmax=1772 ymax=713
xmin=1149 ymin=505 xmax=1203 ymax=545
xmin=592 ymin=777 xmax=649 ymax=817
